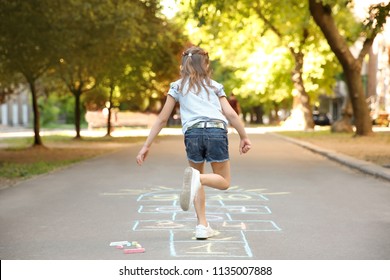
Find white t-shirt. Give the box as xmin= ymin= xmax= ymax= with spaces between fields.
xmin=168 ymin=79 xmax=228 ymax=133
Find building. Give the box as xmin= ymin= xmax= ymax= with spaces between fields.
xmin=0 ymin=85 xmax=30 ymax=128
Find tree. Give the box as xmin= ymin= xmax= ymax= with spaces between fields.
xmin=251 ymin=1 xmax=315 ymax=129
xmin=51 ymin=0 xmax=134 ymax=139
xmin=96 ymin=0 xmax=184 ymax=136
xmin=186 ymin=0 xmax=340 ymax=129
xmin=309 ymin=0 xmax=390 ymax=136
xmin=0 ymin=0 xmax=56 ymax=146
xmin=1 ymin=0 xmax=186 ymax=141
xmin=52 ymin=0 xmax=183 ymax=138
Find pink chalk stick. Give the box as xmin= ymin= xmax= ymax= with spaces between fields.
xmin=123 ymin=248 xmax=145 ymax=254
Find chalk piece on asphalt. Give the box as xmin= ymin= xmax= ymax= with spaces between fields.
xmin=109 ymin=241 xmax=131 ymax=247
xmin=123 ymin=248 xmax=146 ymax=254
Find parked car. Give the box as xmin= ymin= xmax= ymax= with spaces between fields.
xmin=313 ymin=112 xmax=331 ymax=126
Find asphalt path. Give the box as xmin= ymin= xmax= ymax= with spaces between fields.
xmin=1 ymin=133 xmax=389 ymax=260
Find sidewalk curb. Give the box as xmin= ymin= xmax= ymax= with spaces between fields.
xmin=271 ymin=133 xmax=390 ymax=182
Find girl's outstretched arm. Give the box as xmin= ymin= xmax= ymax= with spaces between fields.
xmin=136 ymin=95 xmax=176 ymax=165
xmin=219 ymin=97 xmax=252 ymax=154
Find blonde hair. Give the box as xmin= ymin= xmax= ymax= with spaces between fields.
xmin=180 ymin=46 xmax=215 ymax=96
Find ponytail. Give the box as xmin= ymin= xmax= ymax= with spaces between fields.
xmin=180 ymin=46 xmax=213 ymax=96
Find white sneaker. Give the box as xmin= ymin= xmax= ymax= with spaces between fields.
xmin=180 ymin=167 xmax=201 ymax=211
xmin=195 ymin=223 xmax=215 ymax=240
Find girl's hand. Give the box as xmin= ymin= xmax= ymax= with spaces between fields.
xmin=239 ymin=138 xmax=252 ymax=155
xmin=136 ymin=146 xmax=149 ymax=165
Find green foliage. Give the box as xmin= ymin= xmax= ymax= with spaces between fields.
xmin=38 ymin=93 xmax=79 ymax=126
xmin=38 ymin=96 xmax=61 ymax=126
xmin=83 ymin=87 xmax=110 ymax=111
xmin=0 ymin=0 xmax=55 ymax=79
xmin=0 ymin=0 xmax=186 ymax=141
xmin=178 ymin=0 xmax=342 ymax=114
xmin=60 ymin=96 xmax=77 ymax=124
xmin=210 ymin=59 xmax=243 ymax=95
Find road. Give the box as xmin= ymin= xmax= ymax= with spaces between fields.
xmin=0 ymin=133 xmax=389 ymax=260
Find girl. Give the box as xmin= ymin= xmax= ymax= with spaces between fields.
xmin=136 ymin=46 xmax=251 ymax=239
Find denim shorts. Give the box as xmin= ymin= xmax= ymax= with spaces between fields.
xmin=184 ymin=128 xmax=229 ymax=163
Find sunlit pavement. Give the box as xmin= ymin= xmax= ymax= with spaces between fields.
xmin=0 ymin=126 xmax=280 ymax=138
xmin=1 ymin=125 xmax=389 ymax=138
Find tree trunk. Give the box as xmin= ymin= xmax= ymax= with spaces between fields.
xmin=253 ymin=105 xmax=264 ymax=124
xmin=105 ymin=84 xmax=114 ymax=137
xmin=284 ymin=50 xmax=314 ymax=130
xmin=344 ymin=64 xmax=373 ymax=135
xmin=331 ymin=95 xmax=353 ymax=133
xmin=309 ymin=0 xmax=373 ymax=136
xmin=28 ymin=80 xmax=43 ymax=146
xmin=291 ymin=51 xmax=314 ymax=130
xmin=74 ymin=90 xmax=82 ymax=139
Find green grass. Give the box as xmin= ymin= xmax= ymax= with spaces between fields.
xmin=0 ymin=135 xmax=74 ymax=148
xmin=0 ymin=134 xmax=146 ymax=181
xmin=0 ymin=134 xmax=146 ymax=148
xmin=0 ymin=161 xmax=78 ymax=178
xmin=0 ymin=137 xmax=34 ymax=148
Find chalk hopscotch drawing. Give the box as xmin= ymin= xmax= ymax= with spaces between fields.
xmin=131 ymin=186 xmax=282 ymax=258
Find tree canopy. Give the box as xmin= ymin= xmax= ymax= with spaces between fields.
xmin=178 ymin=0 xmax=341 ymax=128
xmin=175 ymin=0 xmax=389 ymax=134
xmin=0 ymin=0 xmax=184 ymax=143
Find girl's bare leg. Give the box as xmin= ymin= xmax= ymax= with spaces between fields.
xmin=209 ymin=161 xmax=231 ymax=190
xmin=189 ymin=160 xmax=231 ymax=227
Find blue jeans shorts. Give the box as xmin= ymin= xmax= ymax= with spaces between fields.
xmin=184 ymin=128 xmax=229 ymax=163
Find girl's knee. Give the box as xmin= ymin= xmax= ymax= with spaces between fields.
xmin=221 ymin=179 xmax=230 ymax=190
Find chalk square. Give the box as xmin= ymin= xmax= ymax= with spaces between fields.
xmin=207 ymin=192 xmax=268 ymax=202
xmin=170 ymin=230 xmax=252 ymax=258
xmin=133 ymin=220 xmax=193 ymax=231
xmin=222 ymin=205 xmax=271 ymax=214
xmin=171 ymin=229 xmax=246 ymax=242
xmin=222 ymin=220 xmax=281 ymax=231
xmin=138 ymin=205 xmax=181 ymax=214
xmin=173 ymin=212 xmax=226 ymax=222
xmin=171 ymin=241 xmax=251 ymax=258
